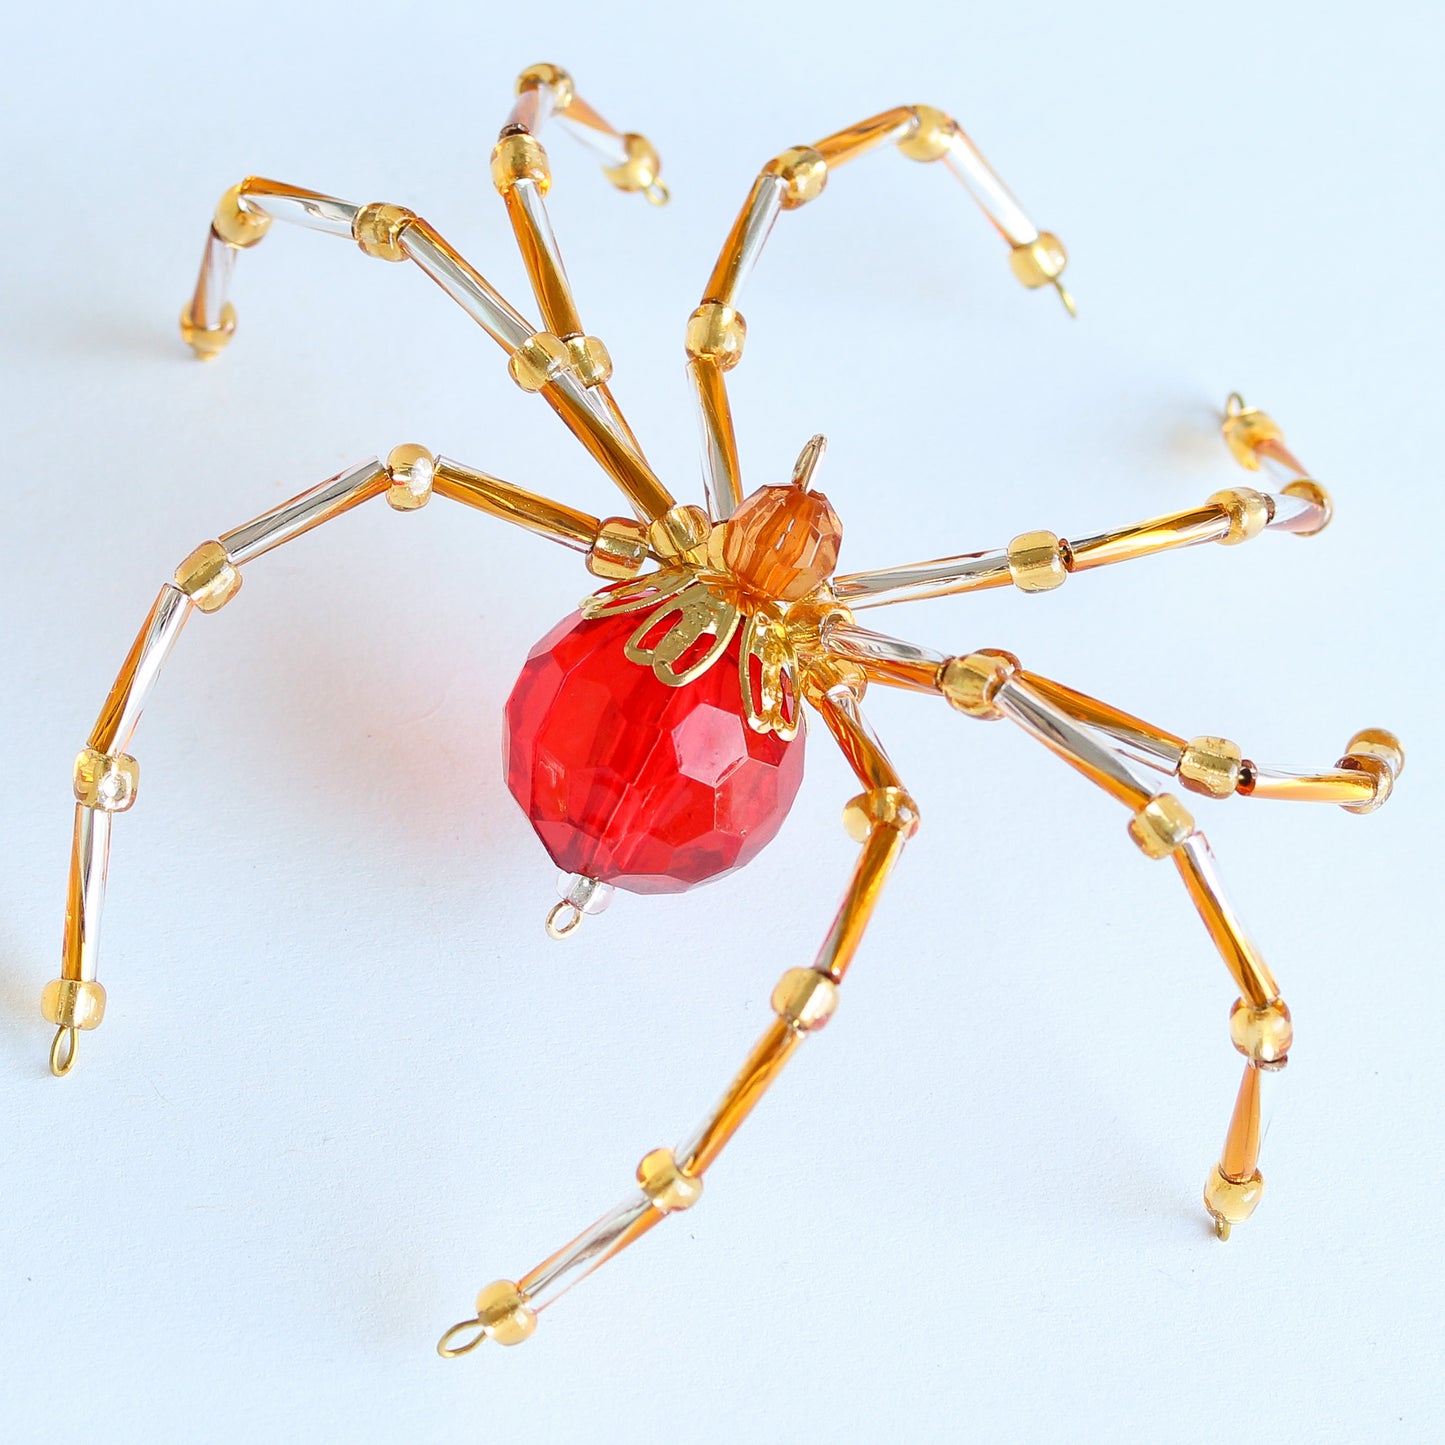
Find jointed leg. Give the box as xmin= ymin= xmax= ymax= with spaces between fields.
xmin=834 ymin=396 xmax=1333 ymax=607
xmin=827 ymin=615 xmax=1404 ymax=815
xmin=824 ymin=622 xmax=1398 ymax=1239
xmin=43 ymin=448 xmax=646 ymax=1077
xmin=685 ymin=104 xmax=1071 ymax=518
xmin=437 ymin=680 xmax=916 ymax=1356
xmin=490 ymin=65 xmax=668 ymax=459
xmin=1013 ymin=670 xmax=1402 ymax=812
xmin=946 ymin=654 xmax=1288 ymax=1239
xmin=180 ymin=174 xmax=674 ymax=523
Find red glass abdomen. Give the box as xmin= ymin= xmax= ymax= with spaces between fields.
xmin=504 ymin=609 xmax=805 ymax=894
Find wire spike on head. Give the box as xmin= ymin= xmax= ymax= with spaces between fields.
xmin=790 ymin=434 xmax=827 ymax=491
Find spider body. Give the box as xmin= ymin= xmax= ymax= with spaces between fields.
xmin=504 ymin=603 xmax=806 ymax=899
xmin=39 ymin=62 xmax=1400 ymax=1360
xmin=506 ymin=459 xmax=843 ymax=913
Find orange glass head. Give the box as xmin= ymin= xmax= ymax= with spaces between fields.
xmin=722 ymin=436 xmax=843 ymax=602
xmin=723 ymin=483 xmax=843 ymax=602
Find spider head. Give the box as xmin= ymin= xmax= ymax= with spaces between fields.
xmin=721 ymin=434 xmax=843 ymax=604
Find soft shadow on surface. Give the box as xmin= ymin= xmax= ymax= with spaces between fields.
xmin=237 ymin=623 xmax=516 ymax=867
xmin=1168 ymin=401 xmax=1236 ymax=467
xmin=0 ymin=921 xmax=48 ymax=1077
xmin=10 ymin=300 xmax=183 ymax=366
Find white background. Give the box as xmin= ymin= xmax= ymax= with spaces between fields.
xmin=2 ymin=2 xmax=1441 ymax=1441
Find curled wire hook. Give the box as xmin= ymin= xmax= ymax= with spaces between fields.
xmin=545 ymin=901 xmax=584 ymax=939
xmin=644 ymin=180 xmax=670 ymax=207
xmin=437 ymin=1317 xmax=489 ymax=1358
xmin=49 ymin=1025 xmax=79 ymax=1077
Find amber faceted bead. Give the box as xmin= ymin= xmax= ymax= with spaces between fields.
xmin=505 ymin=609 xmax=806 ymax=893
xmin=722 ymin=484 xmax=843 ymax=602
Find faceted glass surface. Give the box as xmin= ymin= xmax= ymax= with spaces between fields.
xmin=723 ymin=485 xmax=843 ymax=601
xmin=505 ymin=608 xmax=806 ymax=894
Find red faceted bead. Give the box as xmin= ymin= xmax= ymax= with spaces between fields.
xmin=504 ymin=608 xmax=805 ymax=894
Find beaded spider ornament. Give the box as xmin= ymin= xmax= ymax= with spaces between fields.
xmin=42 ymin=63 xmax=1402 ymax=1357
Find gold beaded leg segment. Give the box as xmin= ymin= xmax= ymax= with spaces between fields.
xmin=181 ymin=63 xmax=675 ymax=524
xmin=835 ymin=396 xmax=1334 ymax=608
xmin=686 ymin=104 xmax=1072 ymax=520
xmin=494 ymin=64 xmax=666 ymax=459
xmin=41 ymin=447 xmax=647 ymax=1077
xmin=823 ymin=619 xmax=1399 ymax=1239
xmin=437 ymin=684 xmax=917 ymax=1356
xmin=1013 ymin=671 xmax=1403 ymax=813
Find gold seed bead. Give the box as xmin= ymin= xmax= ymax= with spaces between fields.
xmin=385 ymin=443 xmax=435 ymax=511
xmin=636 ymin=1147 xmax=704 ymax=1213
xmin=939 ymin=650 xmax=1018 ymax=720
xmin=515 ymin=62 xmax=575 ymax=112
xmin=603 ymin=133 xmax=662 ymax=194
xmin=179 ymin=299 xmax=237 ymax=359
xmin=685 ymin=302 xmax=747 ymax=370
xmin=898 ymin=105 xmax=954 ymax=162
xmin=587 ymin=516 xmax=651 ymax=580
xmin=1337 ymin=753 xmax=1393 ymax=814
xmin=1221 ymin=403 xmax=1283 ymax=470
xmin=771 ymin=966 xmax=840 ymax=1033
xmin=1203 ymin=1164 xmax=1264 ymax=1236
xmin=491 ymin=133 xmax=551 ymax=196
xmin=473 ymin=1280 xmax=537 ymax=1347
xmin=841 ymin=786 xmax=921 ymax=843
xmin=173 ymin=541 xmax=241 ymax=613
xmin=1007 ymin=530 xmax=1067 ymax=592
xmin=1008 ymin=233 xmax=1067 ymax=289
xmin=1208 ymin=487 xmax=1272 ymax=545
xmin=73 ymin=747 xmax=140 ymax=812
xmin=1127 ymin=793 xmax=1196 ymax=859
xmin=41 ymin=978 xmax=107 ymax=1031
xmin=565 ymin=334 xmax=613 ymax=387
xmin=1281 ymin=478 xmax=1332 ymax=535
xmin=1345 ymin=727 xmax=1404 ymax=779
xmin=801 ymin=655 xmax=868 ymax=701
xmin=1179 ymin=735 xmax=1243 ymax=799
xmin=212 ymin=184 xmax=271 ymax=248
xmin=1229 ymin=997 xmax=1293 ymax=1069
xmin=765 ymin=146 xmax=828 ymax=208
xmin=352 ymin=202 xmax=416 ymax=262
xmin=508 ymin=331 xmax=570 ymax=392
xmin=649 ymin=504 xmax=712 ymax=562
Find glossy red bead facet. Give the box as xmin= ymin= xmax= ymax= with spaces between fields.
xmin=504 ymin=608 xmax=806 ymax=894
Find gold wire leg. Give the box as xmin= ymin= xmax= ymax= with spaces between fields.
xmin=437 ymin=684 xmax=916 ymax=1356
xmin=42 ymin=448 xmax=636 ymax=1076
xmin=685 ymin=102 xmax=1069 ymax=519
xmin=493 ymin=67 xmax=658 ymax=462
xmin=179 ymin=171 xmax=677 ymax=524
xmin=949 ymin=656 xmax=1292 ymax=1238
xmin=1205 ymin=1062 xmax=1266 ymax=1240
xmin=822 ymin=632 xmax=1305 ymax=1241
xmin=1013 ymin=673 xmax=1402 ymax=815
xmin=834 ymin=397 xmax=1335 ymax=609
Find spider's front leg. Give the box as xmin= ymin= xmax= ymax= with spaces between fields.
xmin=684 ymin=101 xmax=1071 ymax=518
xmin=438 ymin=671 xmax=915 ymax=1356
xmin=834 ymin=396 xmax=1332 ymax=607
xmin=41 ymin=449 xmax=652 ymax=1077
xmin=824 ymin=620 xmax=1403 ymax=1240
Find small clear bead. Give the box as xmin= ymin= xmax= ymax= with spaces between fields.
xmin=556 ymin=872 xmax=614 ymax=916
